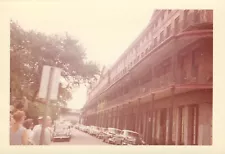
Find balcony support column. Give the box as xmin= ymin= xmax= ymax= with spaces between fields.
xmin=109 ymin=109 xmax=112 ymax=127
xmin=98 ymin=113 xmax=101 ymax=127
xmin=103 ymin=112 xmax=105 ymax=127
xmin=120 ymin=105 xmax=125 ymax=129
xmin=118 ymin=107 xmax=121 ymax=129
xmin=113 ymin=108 xmax=116 ymax=128
xmin=167 ymin=86 xmax=175 ymax=145
xmin=131 ymin=105 xmax=136 ymax=131
xmin=95 ymin=113 xmax=98 ymax=126
xmin=101 ymin=112 xmax=104 ymax=127
xmin=111 ymin=108 xmax=114 ymax=128
xmin=127 ymin=102 xmax=132 ymax=130
xmin=106 ymin=111 xmax=109 ymax=128
xmin=138 ymin=101 xmax=142 ymax=133
xmin=142 ymin=104 xmax=148 ymax=141
xmin=135 ymin=99 xmax=141 ymax=132
xmin=99 ymin=112 xmax=101 ymax=127
xmin=148 ymin=93 xmax=155 ymax=145
xmin=112 ymin=109 xmax=114 ymax=127
xmin=107 ymin=111 xmax=110 ymax=127
xmin=138 ymin=106 xmax=143 ymax=134
xmin=124 ymin=104 xmax=129 ymax=129
xmin=102 ymin=112 xmax=105 ymax=127
xmin=116 ymin=106 xmax=119 ymax=129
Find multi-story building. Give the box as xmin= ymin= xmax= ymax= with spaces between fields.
xmin=82 ymin=10 xmax=213 ymax=145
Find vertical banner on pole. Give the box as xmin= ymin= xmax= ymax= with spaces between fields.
xmin=50 ymin=67 xmax=62 ymax=100
xmin=38 ymin=66 xmax=51 ymax=99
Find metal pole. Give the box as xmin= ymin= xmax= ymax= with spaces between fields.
xmin=39 ymin=67 xmax=54 ymax=145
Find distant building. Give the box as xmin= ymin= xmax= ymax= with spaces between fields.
xmin=82 ymin=10 xmax=213 ymax=145
xmin=60 ymin=108 xmax=81 ymax=124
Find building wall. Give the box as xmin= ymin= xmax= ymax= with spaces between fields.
xmin=83 ymin=10 xmax=213 ymax=145
xmin=173 ymin=90 xmax=212 ymax=145
xmin=143 ymin=90 xmax=212 ymax=145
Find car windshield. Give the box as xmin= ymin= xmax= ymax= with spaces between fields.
xmin=108 ymin=128 xmax=121 ymax=134
xmin=56 ymin=124 xmax=68 ymax=129
xmin=100 ymin=128 xmax=106 ymax=131
xmin=55 ymin=127 xmax=66 ymax=132
xmin=127 ymin=131 xmax=139 ymax=138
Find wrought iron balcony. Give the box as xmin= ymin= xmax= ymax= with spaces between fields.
xmin=105 ymin=72 xmax=174 ymax=108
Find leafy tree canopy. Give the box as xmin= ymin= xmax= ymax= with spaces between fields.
xmin=10 ymin=20 xmax=100 ymax=107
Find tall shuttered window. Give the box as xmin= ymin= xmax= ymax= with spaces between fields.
xmin=191 ymin=105 xmax=199 ymax=145
xmin=178 ymin=106 xmax=185 ymax=145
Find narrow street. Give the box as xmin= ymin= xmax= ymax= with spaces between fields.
xmin=51 ymin=128 xmax=108 ymax=145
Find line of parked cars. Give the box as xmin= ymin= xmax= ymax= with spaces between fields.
xmin=74 ymin=124 xmax=146 ymax=145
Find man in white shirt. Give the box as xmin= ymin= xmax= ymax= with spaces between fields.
xmin=33 ymin=116 xmax=43 ymax=132
xmin=32 ymin=116 xmax=52 ymax=145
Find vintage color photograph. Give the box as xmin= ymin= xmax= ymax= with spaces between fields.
xmin=10 ymin=3 xmax=213 ymax=146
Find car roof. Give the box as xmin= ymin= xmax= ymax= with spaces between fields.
xmin=108 ymin=127 xmax=119 ymax=129
xmin=122 ymin=130 xmax=139 ymax=134
xmin=108 ymin=128 xmax=121 ymax=130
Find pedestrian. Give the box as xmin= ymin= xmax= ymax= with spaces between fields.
xmin=33 ymin=116 xmax=43 ymax=131
xmin=32 ymin=116 xmax=52 ymax=145
xmin=13 ymin=101 xmax=25 ymax=113
xmin=10 ymin=105 xmax=14 ymax=114
xmin=10 ymin=113 xmax=15 ymax=127
xmin=23 ymin=119 xmax=34 ymax=144
xmin=10 ymin=110 xmax=28 ymax=145
xmin=47 ymin=118 xmax=53 ymax=138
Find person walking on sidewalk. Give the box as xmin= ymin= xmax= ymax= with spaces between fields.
xmin=32 ymin=116 xmax=52 ymax=145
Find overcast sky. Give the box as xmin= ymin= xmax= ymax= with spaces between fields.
xmin=9 ymin=1 xmax=154 ymax=109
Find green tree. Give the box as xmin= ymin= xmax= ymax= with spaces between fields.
xmin=10 ymin=20 xmax=100 ymax=117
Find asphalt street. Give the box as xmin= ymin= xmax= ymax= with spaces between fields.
xmin=51 ymin=128 xmax=109 ymax=145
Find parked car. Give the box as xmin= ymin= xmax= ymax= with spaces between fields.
xmin=52 ymin=124 xmax=72 ymax=142
xmin=64 ymin=121 xmax=73 ymax=129
xmin=77 ymin=124 xmax=84 ymax=131
xmin=102 ymin=128 xmax=122 ymax=143
xmin=109 ymin=130 xmax=146 ymax=145
xmin=90 ymin=126 xmax=101 ymax=136
xmin=74 ymin=124 xmax=79 ymax=129
xmin=96 ymin=127 xmax=108 ymax=139
xmin=75 ymin=123 xmax=82 ymax=130
xmin=83 ymin=125 xmax=89 ymax=133
xmin=87 ymin=125 xmax=95 ymax=134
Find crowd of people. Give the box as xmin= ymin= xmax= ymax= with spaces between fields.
xmin=10 ymin=103 xmax=54 ymax=145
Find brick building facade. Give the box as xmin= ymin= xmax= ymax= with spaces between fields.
xmin=82 ymin=10 xmax=213 ymax=145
